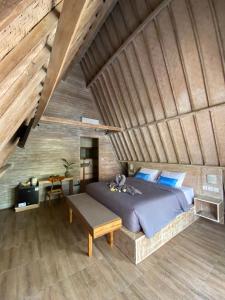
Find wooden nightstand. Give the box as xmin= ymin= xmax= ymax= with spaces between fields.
xmin=194 ymin=195 xmax=224 ymax=224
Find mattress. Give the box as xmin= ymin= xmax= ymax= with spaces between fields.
xmin=179 ymin=186 xmax=194 ymax=205
xmin=86 ymin=178 xmax=191 ymax=238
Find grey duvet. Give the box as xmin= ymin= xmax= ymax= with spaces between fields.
xmin=86 ymin=177 xmax=190 ymax=238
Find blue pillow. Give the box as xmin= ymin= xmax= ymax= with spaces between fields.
xmin=135 ymin=172 xmax=151 ymax=181
xmin=157 ymin=176 xmax=178 ymax=187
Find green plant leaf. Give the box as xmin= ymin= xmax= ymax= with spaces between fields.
xmin=61 ymin=158 xmax=69 ymax=165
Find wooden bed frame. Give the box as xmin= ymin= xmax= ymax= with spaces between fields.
xmin=115 ymin=207 xmax=198 ymax=264
xmin=114 ymin=162 xmax=224 ymax=264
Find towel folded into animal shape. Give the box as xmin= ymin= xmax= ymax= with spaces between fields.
xmin=108 ymin=174 xmax=142 ymax=196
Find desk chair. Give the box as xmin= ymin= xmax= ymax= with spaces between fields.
xmin=45 ymin=176 xmax=64 ymax=206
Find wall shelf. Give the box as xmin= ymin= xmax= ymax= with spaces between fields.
xmin=40 ymin=116 xmax=122 ymax=133
xmin=194 ymin=195 xmax=224 ymax=224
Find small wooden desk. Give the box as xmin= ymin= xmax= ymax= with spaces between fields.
xmin=67 ymin=193 xmax=122 ymax=256
xmin=39 ymin=176 xmax=74 ymax=194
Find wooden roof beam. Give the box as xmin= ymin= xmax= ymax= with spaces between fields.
xmin=33 ymin=0 xmax=87 ymax=127
xmin=0 ymin=74 xmax=44 ymax=150
xmin=40 ymin=115 xmax=122 ymax=132
xmin=62 ymin=0 xmax=118 ymax=72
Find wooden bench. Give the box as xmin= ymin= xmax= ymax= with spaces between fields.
xmin=67 ymin=193 xmax=122 ymax=256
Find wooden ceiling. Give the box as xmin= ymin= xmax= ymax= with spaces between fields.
xmin=81 ymin=0 xmax=225 ymax=168
xmin=1 ymin=0 xmax=225 ymax=171
xmin=33 ymin=0 xmax=118 ymax=126
xmin=80 ymin=0 xmax=163 ymax=84
xmin=0 ymin=0 xmax=118 ymax=169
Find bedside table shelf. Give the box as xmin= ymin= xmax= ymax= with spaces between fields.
xmin=194 ymin=195 xmax=224 ymax=224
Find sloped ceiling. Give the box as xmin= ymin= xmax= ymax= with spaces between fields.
xmin=0 ymin=0 xmax=61 ymax=169
xmin=81 ymin=0 xmax=225 ymax=167
xmin=0 ymin=0 xmax=117 ymax=170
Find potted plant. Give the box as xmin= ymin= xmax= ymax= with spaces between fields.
xmin=61 ymin=158 xmax=75 ymax=177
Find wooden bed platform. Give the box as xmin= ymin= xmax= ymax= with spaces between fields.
xmin=114 ymin=162 xmax=223 ymax=264
xmin=115 ymin=206 xmax=198 ymax=264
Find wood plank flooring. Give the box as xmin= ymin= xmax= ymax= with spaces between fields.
xmin=0 ymin=202 xmax=225 ymax=300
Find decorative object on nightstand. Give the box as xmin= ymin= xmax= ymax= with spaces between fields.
xmin=194 ymin=195 xmax=224 ymax=224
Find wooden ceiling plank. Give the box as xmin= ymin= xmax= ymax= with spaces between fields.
xmin=87 ymin=0 xmax=171 ymax=87
xmin=0 ymin=0 xmax=62 ymax=60
xmin=0 ymin=3 xmax=62 ymax=86
xmin=0 ymin=48 xmax=50 ymax=117
xmin=0 ymin=139 xmax=19 ymax=168
xmin=64 ymin=0 xmax=118 ymax=69
xmin=0 ymin=0 xmax=33 ymax=30
xmin=0 ymin=71 xmax=45 ymax=149
xmin=40 ymin=115 xmax=122 ymax=132
xmin=109 ymin=134 xmax=122 ymax=161
xmin=111 ymin=134 xmax=125 ymax=161
xmin=0 ymin=88 xmax=42 ymax=153
xmin=33 ymin=0 xmax=87 ymax=127
xmin=115 ymin=133 xmax=130 ymax=161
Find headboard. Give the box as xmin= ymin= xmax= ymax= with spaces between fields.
xmin=128 ymin=162 xmax=224 ymax=200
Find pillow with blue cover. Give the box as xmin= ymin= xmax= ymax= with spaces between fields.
xmin=157 ymin=171 xmax=186 ymax=188
xmin=134 ymin=168 xmax=160 ymax=182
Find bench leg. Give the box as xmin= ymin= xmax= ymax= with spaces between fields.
xmin=88 ymin=232 xmax=93 ymax=257
xmin=69 ymin=208 xmax=73 ymax=224
xmin=107 ymin=231 xmax=114 ymax=247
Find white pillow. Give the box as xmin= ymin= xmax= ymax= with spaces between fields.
xmin=137 ymin=168 xmax=160 ymax=182
xmin=160 ymin=171 xmax=186 ymax=188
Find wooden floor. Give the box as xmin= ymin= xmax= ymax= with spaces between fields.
xmin=0 ymin=202 xmax=225 ymax=300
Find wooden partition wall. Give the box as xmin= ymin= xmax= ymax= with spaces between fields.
xmin=81 ymin=0 xmax=225 ymax=168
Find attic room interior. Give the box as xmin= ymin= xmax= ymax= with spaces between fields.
xmin=0 ymin=0 xmax=225 ymax=298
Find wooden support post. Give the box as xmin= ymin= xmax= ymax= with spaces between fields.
xmin=108 ymin=231 xmax=114 ymax=247
xmin=69 ymin=207 xmax=73 ymax=224
xmin=88 ymin=232 xmax=93 ymax=257
xmin=69 ymin=179 xmax=73 ymax=195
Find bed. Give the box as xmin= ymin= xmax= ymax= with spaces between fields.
xmin=86 ymin=165 xmax=201 ymax=264
xmin=86 ymin=177 xmax=193 ymax=238
xmin=88 ymin=162 xmax=223 ymax=264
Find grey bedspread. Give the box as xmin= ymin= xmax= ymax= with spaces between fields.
xmin=86 ymin=177 xmax=190 ymax=238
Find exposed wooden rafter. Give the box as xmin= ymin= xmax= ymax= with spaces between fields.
xmin=40 ymin=115 xmax=122 ymax=132
xmin=65 ymin=0 xmax=118 ymax=68
xmin=82 ymin=0 xmax=225 ymax=168
xmin=34 ymin=0 xmax=118 ymax=127
xmin=33 ymin=0 xmax=87 ymax=127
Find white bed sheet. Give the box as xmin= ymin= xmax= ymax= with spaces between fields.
xmin=179 ymin=186 xmax=194 ymax=205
